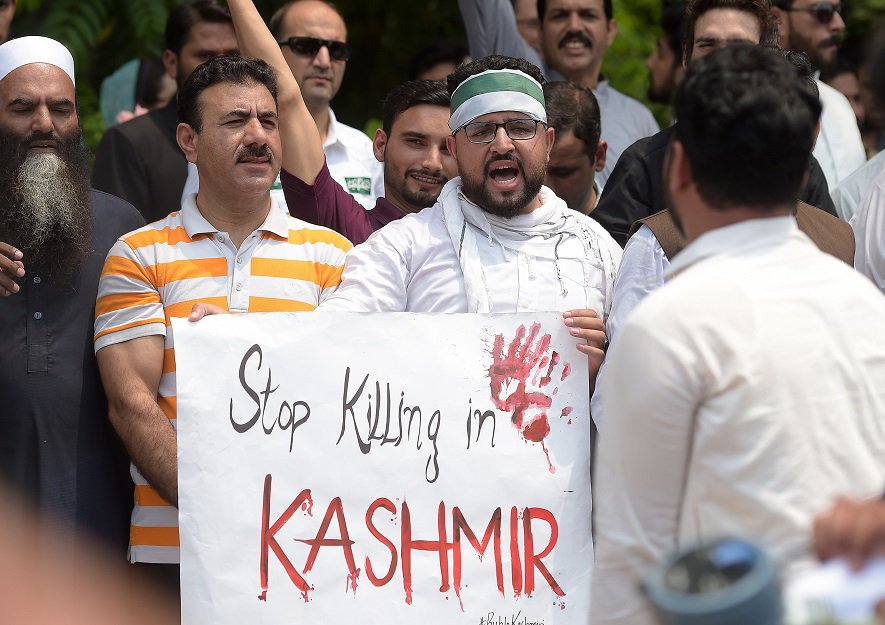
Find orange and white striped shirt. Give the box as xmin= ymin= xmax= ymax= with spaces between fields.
xmin=94 ymin=196 xmax=351 ymax=564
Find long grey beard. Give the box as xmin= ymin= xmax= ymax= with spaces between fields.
xmin=5 ymin=152 xmax=92 ymax=285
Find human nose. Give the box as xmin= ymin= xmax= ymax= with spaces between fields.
xmin=830 ymin=8 xmax=845 ymax=33
xmin=423 ymin=145 xmax=444 ymax=171
xmin=243 ymin=117 xmax=269 ymax=145
xmin=566 ymin=11 xmax=582 ymax=31
xmin=489 ymin=125 xmax=515 ymax=153
xmin=312 ymin=45 xmax=331 ymax=68
xmin=31 ymin=105 xmax=53 ymax=134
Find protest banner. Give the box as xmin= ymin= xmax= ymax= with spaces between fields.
xmin=173 ymin=312 xmax=593 ymax=625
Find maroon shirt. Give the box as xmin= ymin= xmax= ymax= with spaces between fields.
xmin=281 ymin=162 xmax=404 ymax=245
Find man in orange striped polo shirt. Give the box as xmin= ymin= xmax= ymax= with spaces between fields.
xmin=93 ymin=0 xmax=346 ymax=592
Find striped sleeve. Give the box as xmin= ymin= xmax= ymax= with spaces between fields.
xmin=94 ymin=229 xmax=167 ymax=352
xmin=284 ymin=218 xmax=351 ymax=302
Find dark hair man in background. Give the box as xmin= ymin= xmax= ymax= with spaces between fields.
xmin=284 ymin=78 xmax=457 ymax=244
xmin=92 ymin=0 xmax=237 ymax=222
xmin=408 ymin=41 xmax=469 ymax=81
xmin=645 ymin=2 xmax=686 ymax=105
xmin=772 ymin=0 xmax=867 ymax=188
xmin=592 ymin=43 xmax=885 ymax=625
xmin=544 ymin=81 xmax=606 ymax=215
xmin=0 ymin=0 xmax=15 ymax=44
xmin=457 ymin=0 xmax=660 ymax=190
xmin=592 ymin=0 xmax=837 ymax=247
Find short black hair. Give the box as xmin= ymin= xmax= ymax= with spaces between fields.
xmin=408 ymin=41 xmax=469 ymax=81
xmin=544 ymin=81 xmax=601 ymax=157
xmin=538 ymin=0 xmax=613 ymax=22
xmin=268 ymin=0 xmax=345 ymax=39
xmin=381 ymin=80 xmax=450 ymax=134
xmin=672 ymin=43 xmax=821 ymax=211
xmin=178 ymin=55 xmax=278 ymax=133
xmin=662 ymin=2 xmax=688 ymax=65
xmin=165 ymin=0 xmax=233 ymax=57
xmin=447 ymin=54 xmax=546 ymax=96
xmin=781 ymin=47 xmax=820 ymax=101
xmin=682 ymin=0 xmax=779 ymax=63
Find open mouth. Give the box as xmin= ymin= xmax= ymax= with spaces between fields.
xmin=487 ymin=161 xmax=521 ymax=189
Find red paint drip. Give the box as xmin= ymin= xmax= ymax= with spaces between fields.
xmin=541 ymin=441 xmax=556 ymax=474
xmin=561 ymin=362 xmax=571 ymax=382
xmin=346 ymin=568 xmax=361 ymax=595
xmin=454 ymin=582 xmax=465 ymax=612
xmin=522 ymin=415 xmax=550 ymax=443
xmin=258 ymin=591 xmax=267 ymax=601
xmin=560 ymin=406 xmax=573 ymax=418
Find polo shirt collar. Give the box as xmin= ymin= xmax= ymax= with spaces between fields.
xmin=180 ymin=193 xmax=290 ymax=239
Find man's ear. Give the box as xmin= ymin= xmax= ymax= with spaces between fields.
xmin=177 ymin=122 xmax=199 ymax=164
xmin=771 ymin=6 xmax=790 ymax=42
xmin=594 ymin=139 xmax=608 ymax=173
xmin=372 ymin=128 xmax=388 ymax=163
xmin=545 ymin=124 xmax=556 ymax=161
xmin=162 ymin=49 xmax=178 ymax=82
xmin=446 ymin=134 xmax=458 ymax=161
xmin=667 ymin=140 xmax=693 ymax=193
xmin=606 ymin=18 xmax=618 ymax=47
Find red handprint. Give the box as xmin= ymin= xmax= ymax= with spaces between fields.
xmin=488 ymin=323 xmax=572 ymax=472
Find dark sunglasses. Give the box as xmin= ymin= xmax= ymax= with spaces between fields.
xmin=786 ymin=2 xmax=843 ymax=24
xmin=276 ymin=36 xmax=351 ymax=61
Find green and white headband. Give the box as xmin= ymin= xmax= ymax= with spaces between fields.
xmin=449 ymin=68 xmax=546 ymax=133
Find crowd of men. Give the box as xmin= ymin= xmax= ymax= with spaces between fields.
xmin=1 ymin=0 xmax=884 ymax=622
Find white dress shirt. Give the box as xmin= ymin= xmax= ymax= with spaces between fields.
xmin=320 ymin=183 xmax=622 ymax=313
xmin=591 ymin=217 xmax=885 ymax=625
xmin=833 ymin=149 xmax=885 ymax=222
xmin=181 ymin=108 xmax=383 ymax=210
xmin=814 ymin=80 xmax=867 ymax=190
xmin=851 ymin=166 xmax=885 ymax=294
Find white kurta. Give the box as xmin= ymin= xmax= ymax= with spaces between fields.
xmin=851 ymin=166 xmax=885 ymax=294
xmin=591 ymin=217 xmax=885 ymax=625
xmin=320 ymin=181 xmax=622 ymax=313
xmin=833 ymin=149 xmax=885 ymax=222
xmin=814 ymin=80 xmax=867 ymax=190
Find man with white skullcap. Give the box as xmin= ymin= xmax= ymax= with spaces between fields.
xmin=322 ymin=55 xmax=622 ymax=385
xmin=0 ymin=36 xmax=143 ymax=552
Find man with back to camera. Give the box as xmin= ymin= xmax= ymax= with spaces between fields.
xmin=772 ymin=0 xmax=867 ymax=188
xmin=457 ymin=0 xmax=660 ymax=190
xmin=0 ymin=36 xmax=144 ymax=551
xmin=92 ymin=0 xmax=238 ymax=222
xmin=592 ymin=0 xmax=838 ymax=247
xmin=591 ymin=43 xmax=885 ymax=625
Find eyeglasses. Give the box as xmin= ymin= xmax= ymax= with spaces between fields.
xmin=785 ymin=2 xmax=843 ymax=24
xmin=458 ymin=119 xmax=546 ymax=144
xmin=276 ymin=36 xmax=351 ymax=62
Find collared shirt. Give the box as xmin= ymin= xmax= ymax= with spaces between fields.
xmin=320 ymin=183 xmax=622 ymax=313
xmin=591 ymin=217 xmax=885 ymax=625
xmin=852 ymin=166 xmax=885 ymax=294
xmin=456 ymin=0 xmax=660 ymax=189
xmin=832 ymin=149 xmax=885 ymax=222
xmin=180 ymin=108 xmax=383 ymax=210
xmin=0 ymin=190 xmax=144 ymax=550
xmin=814 ymin=79 xmax=867 ymax=190
xmin=94 ymin=196 xmax=351 ymax=563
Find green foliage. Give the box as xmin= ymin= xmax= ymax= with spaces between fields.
xmin=6 ymin=0 xmax=884 ymax=151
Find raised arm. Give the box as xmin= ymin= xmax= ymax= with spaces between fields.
xmin=457 ymin=0 xmax=545 ymax=70
xmin=228 ymin=0 xmax=324 ymax=184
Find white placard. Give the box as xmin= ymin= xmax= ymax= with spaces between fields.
xmin=174 ymin=312 xmax=592 ymax=625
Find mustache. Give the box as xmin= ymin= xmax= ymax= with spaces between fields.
xmin=558 ymin=30 xmax=593 ymax=49
xmin=405 ymin=167 xmax=447 ymax=184
xmin=819 ymin=36 xmax=840 ymax=48
xmin=20 ymin=132 xmax=60 ymax=153
xmin=236 ymin=144 xmax=272 ymax=161
xmin=484 ymin=153 xmax=523 ymax=170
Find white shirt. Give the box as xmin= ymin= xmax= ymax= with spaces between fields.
xmin=591 ymin=217 xmax=885 ymax=625
xmin=181 ymin=108 xmax=383 ymax=210
xmin=851 ymin=166 xmax=885 ymax=294
xmin=321 ymin=183 xmax=622 ymax=313
xmin=814 ymin=80 xmax=867 ymax=190
xmin=832 ymin=149 xmax=885 ymax=222
xmin=594 ymin=80 xmax=661 ymax=190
